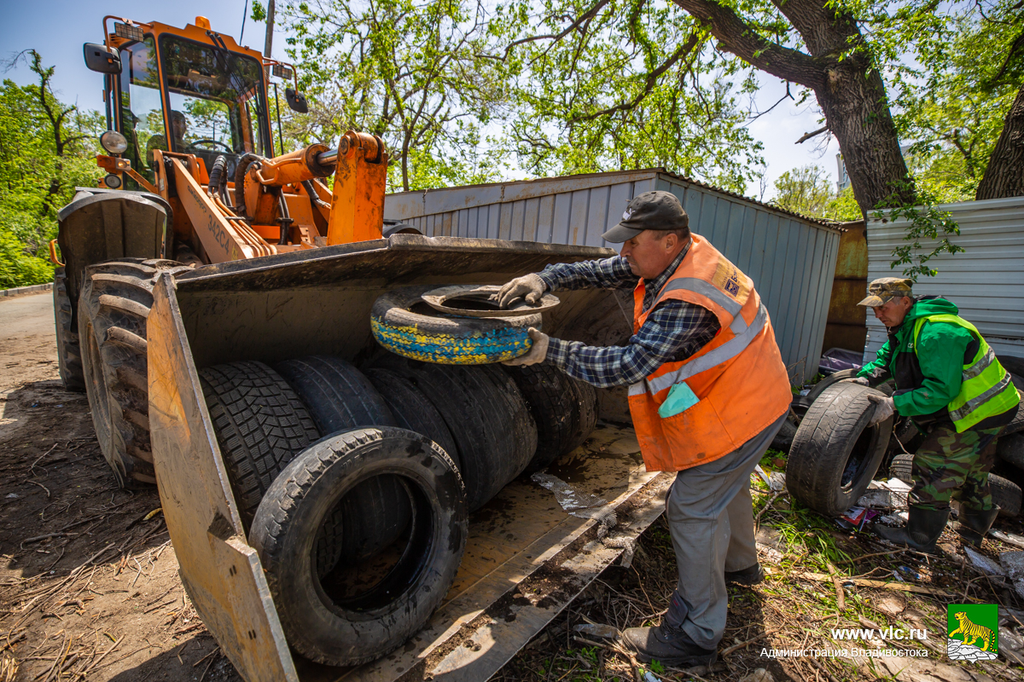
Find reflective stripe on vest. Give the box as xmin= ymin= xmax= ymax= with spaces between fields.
xmin=912 ymin=313 xmax=1021 ymax=432
xmin=629 ymin=302 xmax=769 ymax=398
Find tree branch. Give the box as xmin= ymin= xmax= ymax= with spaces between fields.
xmin=670 ymin=0 xmax=825 ymax=89
xmin=796 ymin=126 xmax=828 ymax=144
xmin=569 ymin=32 xmax=702 ymax=123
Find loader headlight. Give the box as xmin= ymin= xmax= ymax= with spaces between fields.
xmin=103 ymin=174 xmax=122 ymax=189
xmin=100 ymin=130 xmax=128 ymax=155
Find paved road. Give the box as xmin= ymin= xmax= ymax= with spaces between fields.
xmin=0 ymin=292 xmax=57 ymax=392
xmin=0 ymin=292 xmax=54 ymax=344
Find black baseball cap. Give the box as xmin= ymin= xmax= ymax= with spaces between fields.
xmin=601 ymin=191 xmax=689 ymax=243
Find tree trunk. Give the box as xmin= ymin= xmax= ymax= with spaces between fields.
xmin=671 ymin=0 xmax=914 ymax=213
xmin=976 ymin=83 xmax=1024 ymax=200
xmin=813 ymin=59 xmax=912 ymax=214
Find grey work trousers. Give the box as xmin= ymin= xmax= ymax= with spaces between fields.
xmin=663 ymin=413 xmax=786 ymax=648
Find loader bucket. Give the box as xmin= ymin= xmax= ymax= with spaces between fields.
xmin=148 ymin=235 xmax=672 ymax=682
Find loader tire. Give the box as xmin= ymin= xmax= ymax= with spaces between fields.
xmin=503 ymin=364 xmax=598 ymax=472
xmin=890 ymin=452 xmax=1021 ymax=518
xmin=376 ymin=357 xmax=537 ymax=511
xmin=371 ymin=285 xmax=541 ymax=364
xmin=249 ymin=427 xmax=467 ymax=667
xmin=199 ymin=361 xmax=320 ymax=529
xmin=274 ymin=356 xmax=408 ymax=571
xmin=54 ymin=267 xmax=85 ymax=392
xmin=786 ymin=383 xmax=893 ymax=516
xmin=78 ymin=259 xmax=190 ymax=488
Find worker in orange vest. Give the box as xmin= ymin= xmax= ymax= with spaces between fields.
xmin=496 ymin=190 xmax=792 ymax=668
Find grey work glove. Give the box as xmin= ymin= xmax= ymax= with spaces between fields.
xmin=503 ymin=328 xmax=549 ymax=366
xmin=866 ymin=393 xmax=895 ymax=426
xmin=851 ymin=377 xmax=870 ymax=386
xmin=494 ymin=273 xmax=546 ymax=308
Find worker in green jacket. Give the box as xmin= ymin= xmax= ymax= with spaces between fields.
xmin=855 ymin=277 xmax=1020 ymax=553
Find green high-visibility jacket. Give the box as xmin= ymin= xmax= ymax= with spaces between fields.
xmin=858 ymin=297 xmax=1020 ymax=431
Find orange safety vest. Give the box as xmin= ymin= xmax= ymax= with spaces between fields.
xmin=628 ymin=234 xmax=792 ymax=471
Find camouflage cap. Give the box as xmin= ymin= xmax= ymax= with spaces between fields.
xmin=857 ymin=277 xmax=914 ymax=307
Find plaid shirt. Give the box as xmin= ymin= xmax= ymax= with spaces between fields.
xmin=538 ymin=243 xmax=720 ymax=388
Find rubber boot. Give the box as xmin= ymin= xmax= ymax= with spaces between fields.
xmin=874 ymin=506 xmax=950 ymax=554
xmin=956 ymin=507 xmax=999 ymax=548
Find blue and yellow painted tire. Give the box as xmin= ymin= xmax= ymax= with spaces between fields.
xmin=371 ymin=286 xmax=541 ymax=365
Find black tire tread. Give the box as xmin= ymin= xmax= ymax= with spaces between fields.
xmin=250 ymin=427 xmax=467 ymax=666
xmin=377 ymin=358 xmax=537 ymax=511
xmin=78 ymin=258 xmax=189 ymax=487
xmin=503 ymin=364 xmax=598 ymax=472
xmin=54 ymin=267 xmax=85 ymax=392
xmin=787 ymin=382 xmax=893 ymax=516
xmin=199 ymin=361 xmax=320 ymax=529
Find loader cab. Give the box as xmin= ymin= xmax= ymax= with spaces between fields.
xmin=103 ymin=19 xmax=273 ymax=188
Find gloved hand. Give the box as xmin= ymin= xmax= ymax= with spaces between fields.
xmin=866 ymin=393 xmax=895 ymax=425
xmin=494 ymin=273 xmax=546 ymax=308
xmin=851 ymin=377 xmax=870 ymax=386
xmin=503 ymin=328 xmax=549 ymax=366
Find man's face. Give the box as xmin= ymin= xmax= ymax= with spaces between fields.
xmin=872 ymin=296 xmax=913 ymax=328
xmin=619 ymin=230 xmax=680 ymax=280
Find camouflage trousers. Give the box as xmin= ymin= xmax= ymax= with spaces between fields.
xmin=910 ymin=424 xmax=1002 ymax=512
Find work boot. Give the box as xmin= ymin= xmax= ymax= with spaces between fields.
xmin=725 ymin=563 xmax=764 ymax=586
xmin=874 ymin=506 xmax=950 ymax=554
xmin=956 ymin=507 xmax=999 ymax=548
xmin=620 ymin=623 xmax=717 ymax=668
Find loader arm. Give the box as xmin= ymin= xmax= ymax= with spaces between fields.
xmin=162 ymin=152 xmax=276 ymax=262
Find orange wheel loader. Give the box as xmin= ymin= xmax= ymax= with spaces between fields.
xmin=53 ymin=15 xmax=674 ymax=682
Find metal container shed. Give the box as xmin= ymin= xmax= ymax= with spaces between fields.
xmin=385 ymin=169 xmax=843 ymax=383
xmin=865 ymin=196 xmax=1024 ymax=362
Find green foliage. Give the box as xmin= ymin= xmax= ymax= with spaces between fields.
xmin=251 ymin=1 xmax=268 ymax=23
xmin=892 ymin=0 xmax=1024 ymax=200
xmin=282 ymin=0 xmax=509 ymax=191
xmin=498 ymin=0 xmax=763 ymax=193
xmin=0 ymin=51 xmax=103 ymax=287
xmin=873 ymin=179 xmax=965 ymax=281
xmin=824 ymin=187 xmax=863 ymax=222
xmin=771 ymin=165 xmax=834 ymax=218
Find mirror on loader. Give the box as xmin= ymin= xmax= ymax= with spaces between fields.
xmin=284 ymin=87 xmax=308 ymax=113
xmin=83 ymin=43 xmax=121 ymax=74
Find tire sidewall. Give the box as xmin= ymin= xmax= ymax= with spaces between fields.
xmin=251 ymin=428 xmax=467 ymax=664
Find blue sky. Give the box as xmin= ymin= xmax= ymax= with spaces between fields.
xmin=1 ymin=0 xmax=841 ymax=200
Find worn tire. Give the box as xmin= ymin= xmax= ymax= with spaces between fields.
xmin=890 ymin=453 xmax=1021 ymax=518
xmin=805 ymin=368 xmax=860 ymax=404
xmin=376 ymin=357 xmax=537 ymax=511
xmin=770 ymin=409 xmax=801 ymax=453
xmin=787 ymin=383 xmax=894 ymax=516
xmin=503 ymin=364 xmax=598 ymax=472
xmin=998 ymin=355 xmax=1024 ymax=378
xmin=249 ymin=427 xmax=467 ymax=666
xmin=371 ymin=285 xmax=541 ymax=364
xmin=1000 ymin=372 xmax=1024 ymax=436
xmin=1000 ymin=432 xmax=1024 ymax=471
xmin=53 ymin=267 xmax=85 ymax=392
xmin=274 ymin=356 xmax=408 ymax=570
xmin=199 ymin=361 xmax=320 ymax=529
xmin=78 ymin=259 xmax=190 ymax=488
xmin=364 ymin=368 xmax=460 ymax=470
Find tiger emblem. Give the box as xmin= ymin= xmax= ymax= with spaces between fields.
xmin=949 ymin=611 xmax=993 ymax=651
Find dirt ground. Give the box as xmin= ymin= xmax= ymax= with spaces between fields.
xmin=2 ymin=290 xmax=1024 ymax=682
xmin=0 ymin=292 xmax=237 ymax=682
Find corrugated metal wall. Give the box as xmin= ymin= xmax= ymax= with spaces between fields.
xmin=864 ymin=196 xmax=1024 ymax=362
xmin=385 ymin=169 xmax=842 ymax=383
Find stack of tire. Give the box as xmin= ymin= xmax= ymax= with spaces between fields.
xmin=785 ymin=358 xmax=1024 ymax=519
xmin=196 ymin=354 xmax=597 ymax=666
